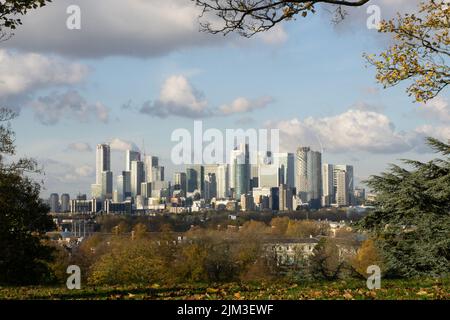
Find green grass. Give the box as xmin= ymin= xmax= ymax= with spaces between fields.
xmin=0 ymin=278 xmax=448 ymax=300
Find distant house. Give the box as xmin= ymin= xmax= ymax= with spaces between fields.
xmin=263 ymin=237 xmax=320 ymax=266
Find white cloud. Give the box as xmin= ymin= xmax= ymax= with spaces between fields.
xmin=0 ymin=49 xmax=88 ymax=98
xmin=258 ymin=25 xmax=288 ymax=45
xmin=4 ymin=0 xmax=225 ymax=58
xmin=220 ymin=96 xmax=273 ymax=115
xmin=109 ymin=138 xmax=140 ymax=152
xmin=140 ymin=75 xmax=273 ymax=119
xmin=268 ymin=109 xmax=414 ymax=154
xmin=75 ymin=165 xmax=94 ymax=178
xmin=67 ymin=142 xmax=92 ymax=152
xmin=30 ymin=90 xmax=109 ymax=125
xmin=420 ymin=97 xmax=450 ymax=123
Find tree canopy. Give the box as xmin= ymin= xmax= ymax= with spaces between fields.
xmin=366 ymin=0 xmax=450 ymax=102
xmin=0 ymin=0 xmax=51 ymax=40
xmin=358 ymin=137 xmax=450 ymax=277
xmin=193 ymin=0 xmax=370 ymax=36
xmin=0 ymin=108 xmax=55 ymax=285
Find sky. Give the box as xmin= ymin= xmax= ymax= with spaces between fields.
xmin=0 ymin=0 xmax=448 ymax=198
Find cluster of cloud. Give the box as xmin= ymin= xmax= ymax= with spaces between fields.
xmin=30 ymin=90 xmax=109 ymax=125
xmin=40 ymin=158 xmax=94 ymax=184
xmin=0 ymin=49 xmax=88 ymax=98
xmin=140 ymin=75 xmax=274 ymax=119
xmin=109 ymin=138 xmax=140 ymax=152
xmin=267 ymin=98 xmax=450 ymax=155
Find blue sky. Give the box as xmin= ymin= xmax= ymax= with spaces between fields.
xmin=0 ymin=0 xmax=447 ymax=198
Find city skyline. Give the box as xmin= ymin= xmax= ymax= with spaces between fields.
xmin=1 ymin=0 xmax=443 ymax=199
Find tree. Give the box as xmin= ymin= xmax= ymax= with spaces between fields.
xmin=310 ymin=238 xmax=347 ymax=280
xmin=0 ymin=108 xmax=55 ymax=285
xmin=366 ymin=1 xmax=449 ymax=102
xmin=351 ymin=239 xmax=383 ymax=278
xmin=358 ymin=137 xmax=450 ymax=277
xmin=193 ymin=0 xmax=370 ymax=37
xmin=0 ymin=0 xmax=52 ymax=40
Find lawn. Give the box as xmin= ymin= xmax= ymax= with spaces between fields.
xmin=0 ymin=278 xmax=448 ymax=300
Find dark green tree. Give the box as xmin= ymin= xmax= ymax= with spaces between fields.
xmin=358 ymin=137 xmax=450 ymax=277
xmin=0 ymin=108 xmax=55 ymax=285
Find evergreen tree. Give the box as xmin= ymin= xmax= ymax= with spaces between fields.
xmin=358 ymin=137 xmax=450 ymax=277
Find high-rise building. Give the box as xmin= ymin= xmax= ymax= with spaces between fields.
xmin=130 ymin=160 xmax=144 ymax=197
xmin=334 ymin=165 xmax=354 ymax=206
xmin=49 ymin=193 xmax=59 ymax=213
xmin=151 ymin=165 xmax=164 ymax=182
xmin=174 ymin=172 xmax=187 ymax=195
xmin=60 ymin=193 xmax=70 ymax=212
xmin=295 ymin=147 xmax=322 ymax=208
xmin=279 ymin=184 xmax=293 ymax=211
xmin=258 ymin=151 xmax=279 ymax=188
xmin=140 ymin=182 xmax=152 ymax=198
xmin=204 ymin=173 xmax=217 ymax=201
xmin=216 ymin=164 xmax=229 ymax=199
xmin=126 ymin=150 xmax=141 ymax=172
xmin=276 ymin=152 xmax=295 ymax=189
xmin=240 ymin=193 xmax=254 ymax=211
xmin=101 ymin=171 xmax=113 ymax=199
xmin=231 ymin=143 xmax=250 ymax=199
xmin=116 ymin=171 xmax=131 ymax=202
xmin=322 ymin=164 xmax=335 ymax=207
xmin=96 ymin=144 xmax=111 ymax=185
xmin=91 ymin=184 xmax=102 ymax=199
xmin=143 ymin=155 xmax=158 ymax=182
xmin=186 ymin=165 xmax=204 ymax=196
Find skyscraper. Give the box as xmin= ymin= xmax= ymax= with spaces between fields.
xmin=230 ymin=143 xmax=250 ymax=199
xmin=322 ymin=164 xmax=335 ymax=207
xmin=101 ymin=171 xmax=113 ymax=199
xmin=126 ymin=150 xmax=141 ymax=172
xmin=258 ymin=151 xmax=279 ymax=188
xmin=60 ymin=193 xmax=70 ymax=212
xmin=96 ymin=144 xmax=111 ymax=185
xmin=295 ymin=147 xmax=322 ymax=208
xmin=204 ymin=173 xmax=217 ymax=201
xmin=116 ymin=171 xmax=131 ymax=202
xmin=186 ymin=165 xmax=204 ymax=196
xmin=131 ymin=160 xmax=144 ymax=197
xmin=334 ymin=164 xmax=354 ymax=206
xmin=49 ymin=193 xmax=59 ymax=213
xmin=174 ymin=172 xmax=187 ymax=195
xmin=216 ymin=164 xmax=229 ymax=199
xmin=276 ymin=152 xmax=295 ymax=189
xmin=143 ymin=155 xmax=158 ymax=182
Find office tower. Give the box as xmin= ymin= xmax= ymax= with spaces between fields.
xmin=186 ymin=165 xmax=204 ymax=196
xmin=216 ymin=164 xmax=229 ymax=199
xmin=295 ymin=147 xmax=322 ymax=208
xmin=252 ymin=187 xmax=271 ymax=209
xmin=143 ymin=155 xmax=158 ymax=182
xmin=140 ymin=182 xmax=152 ymax=198
xmin=204 ymin=173 xmax=217 ymax=201
xmin=151 ymin=165 xmax=164 ymax=182
xmin=250 ymin=164 xmax=259 ymax=190
xmin=279 ymin=184 xmax=293 ymax=211
xmin=276 ymin=152 xmax=295 ymax=189
xmin=231 ymin=143 xmax=250 ymax=199
xmin=130 ymin=160 xmax=144 ymax=197
xmin=174 ymin=172 xmax=187 ymax=195
xmin=60 ymin=193 xmax=70 ymax=212
xmin=322 ymin=164 xmax=335 ymax=207
xmin=258 ymin=151 xmax=279 ymax=188
xmin=240 ymin=193 xmax=254 ymax=211
xmin=116 ymin=171 xmax=131 ymax=202
xmin=101 ymin=171 xmax=113 ymax=199
xmin=126 ymin=150 xmax=141 ymax=172
xmin=334 ymin=165 xmax=354 ymax=206
xmin=269 ymin=187 xmax=280 ymax=211
xmin=152 ymin=181 xmax=171 ymax=199
xmin=91 ymin=184 xmax=102 ymax=199
xmin=49 ymin=193 xmax=59 ymax=213
xmin=96 ymin=144 xmax=111 ymax=185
